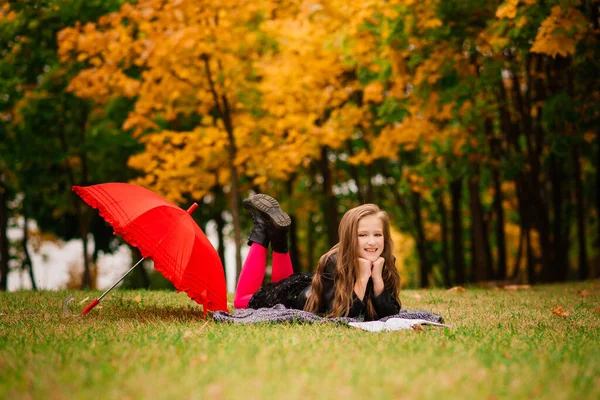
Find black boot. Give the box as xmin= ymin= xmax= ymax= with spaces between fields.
xmin=243 ymin=194 xmax=291 ymax=253
xmin=245 ymin=206 xmax=269 ymax=248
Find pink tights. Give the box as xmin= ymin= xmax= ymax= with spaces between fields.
xmin=233 ymin=243 xmax=294 ymax=308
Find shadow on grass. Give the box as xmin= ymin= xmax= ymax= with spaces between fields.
xmin=63 ymin=305 xmax=211 ymax=324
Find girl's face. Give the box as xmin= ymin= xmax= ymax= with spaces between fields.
xmin=357 ymin=214 xmax=385 ymax=262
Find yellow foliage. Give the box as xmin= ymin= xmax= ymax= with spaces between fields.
xmin=496 ymin=0 xmax=519 ymax=19
xmin=530 ymin=6 xmax=588 ymax=58
xmin=389 ymin=226 xmax=415 ymax=289
xmin=363 ymin=81 xmax=385 ymax=104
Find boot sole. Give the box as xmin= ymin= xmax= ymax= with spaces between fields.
xmin=243 ymin=194 xmax=291 ymax=229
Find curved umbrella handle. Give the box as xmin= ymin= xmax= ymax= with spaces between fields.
xmin=81 ymin=299 xmax=100 ymax=315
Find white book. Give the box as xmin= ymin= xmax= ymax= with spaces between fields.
xmin=349 ymin=318 xmax=451 ymax=332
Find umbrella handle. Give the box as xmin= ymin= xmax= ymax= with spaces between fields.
xmin=82 ymin=299 xmax=100 ymax=315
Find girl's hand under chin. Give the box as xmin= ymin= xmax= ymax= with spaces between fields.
xmin=371 ymin=257 xmax=385 ymax=280
xmin=357 ymin=257 xmax=373 ymax=282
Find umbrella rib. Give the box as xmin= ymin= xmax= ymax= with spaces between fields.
xmin=89 ymin=185 xmax=132 ymax=227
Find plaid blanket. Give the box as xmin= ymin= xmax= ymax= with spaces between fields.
xmin=213 ymin=304 xmax=444 ymax=326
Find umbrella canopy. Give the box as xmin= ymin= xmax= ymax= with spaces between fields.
xmin=73 ymin=182 xmax=228 ymax=313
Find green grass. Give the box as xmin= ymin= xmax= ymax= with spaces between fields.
xmin=1 ymin=282 xmax=599 ymax=400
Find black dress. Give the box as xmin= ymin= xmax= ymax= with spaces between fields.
xmin=247 ymin=254 xmax=401 ymax=320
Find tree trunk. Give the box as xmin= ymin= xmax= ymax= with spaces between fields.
xmin=468 ymin=171 xmax=493 ymax=282
xmin=213 ymin=183 xmax=227 ymax=273
xmin=223 ymin=121 xmax=242 ymax=280
xmin=597 ymin=130 xmax=600 ymax=253
xmin=411 ymin=191 xmax=430 ymax=288
xmin=526 ymin=227 xmax=536 ymax=284
xmin=78 ymin=217 xmax=92 ymax=289
xmin=214 ymin=210 xmax=226 ymax=268
xmin=320 ymin=146 xmax=338 ymax=247
xmin=437 ymin=196 xmax=451 ymax=287
xmin=22 ymin=211 xmax=37 ymax=290
xmin=510 ymin=229 xmax=524 ymax=280
xmin=203 ymin=57 xmax=242 ymax=279
xmin=307 ymin=210 xmax=315 ymax=273
xmin=450 ymin=179 xmax=465 ymax=284
xmin=573 ymin=146 xmax=588 ymax=280
xmin=549 ymin=154 xmax=567 ymax=281
xmin=490 ymin=139 xmax=507 ymax=280
xmin=0 ymin=174 xmax=9 ymax=291
xmin=346 ymin=141 xmax=364 ymax=204
xmin=286 ymin=178 xmax=301 ymax=272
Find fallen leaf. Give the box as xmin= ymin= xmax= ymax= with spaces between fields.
xmin=552 ymin=306 xmax=570 ymax=318
xmin=504 ymin=285 xmax=531 ymax=290
xmin=577 ymin=289 xmax=590 ymax=297
xmin=134 ymin=295 xmax=142 ymax=302
xmin=412 ymin=324 xmax=426 ymax=332
xmin=206 ymin=383 xmax=223 ymax=397
xmin=410 ymin=293 xmax=422 ymax=299
xmin=78 ymin=296 xmax=90 ymax=305
xmin=197 ymin=321 xmax=210 ymax=332
xmin=446 ymin=286 xmax=466 ymax=293
xmin=503 ymin=352 xmax=512 ymax=359
xmin=190 ymin=354 xmax=209 ymax=366
xmin=594 ymin=307 xmax=600 ymax=314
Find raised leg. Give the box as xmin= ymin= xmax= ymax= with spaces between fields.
xmin=271 ymin=251 xmax=294 ymax=282
xmin=233 ymin=243 xmax=268 ymax=308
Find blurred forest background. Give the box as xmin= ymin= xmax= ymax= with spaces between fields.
xmin=1 ymin=0 xmax=599 ymax=291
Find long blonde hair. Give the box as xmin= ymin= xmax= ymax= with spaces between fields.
xmin=304 ymin=204 xmax=400 ymax=319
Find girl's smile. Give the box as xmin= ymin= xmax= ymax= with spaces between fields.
xmin=357 ymin=214 xmax=385 ymax=262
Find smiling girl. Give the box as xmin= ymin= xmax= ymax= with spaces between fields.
xmin=234 ymin=196 xmax=401 ymax=320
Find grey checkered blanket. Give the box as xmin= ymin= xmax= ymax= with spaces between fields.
xmin=213 ymin=304 xmax=444 ymax=325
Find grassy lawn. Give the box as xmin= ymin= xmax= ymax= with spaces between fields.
xmin=1 ymin=281 xmax=599 ymax=400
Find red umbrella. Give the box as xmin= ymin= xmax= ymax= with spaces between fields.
xmin=72 ymin=182 xmax=228 ymax=315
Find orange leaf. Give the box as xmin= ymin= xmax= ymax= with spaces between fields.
xmin=552 ymin=306 xmax=570 ymax=318
xmin=446 ymin=286 xmax=466 ymax=293
xmin=134 ymin=295 xmax=142 ymax=302
xmin=504 ymin=284 xmax=531 ymax=290
xmin=576 ymin=289 xmax=590 ymax=297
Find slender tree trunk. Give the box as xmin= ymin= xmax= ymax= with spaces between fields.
xmin=56 ymin=107 xmax=93 ymax=289
xmin=437 ymin=196 xmax=451 ymax=287
xmin=510 ymin=229 xmax=524 ymax=280
xmin=450 ymin=179 xmax=465 ymax=284
xmin=526 ymin=227 xmax=535 ymax=284
xmin=0 ymin=174 xmax=9 ymax=291
xmin=307 ymin=210 xmax=315 ymax=273
xmin=365 ymin=163 xmax=374 ymax=204
xmin=286 ymin=178 xmax=301 ymax=272
xmin=214 ymin=210 xmax=226 ymax=268
xmin=320 ymin=146 xmax=338 ymax=247
xmin=597 ymin=130 xmax=600 ymax=253
xmin=223 ymin=121 xmax=242 ymax=279
xmin=203 ymin=57 xmax=242 ymax=279
xmin=131 ymin=247 xmax=150 ymax=288
xmin=573 ymin=146 xmax=588 ymax=280
xmin=22 ymin=212 xmax=36 ymax=290
xmin=468 ymin=170 xmax=493 ymax=282
xmin=411 ymin=191 xmax=430 ymax=288
xmin=490 ymin=138 xmax=507 ymax=280
xmin=213 ymin=183 xmax=227 ymax=272
xmin=549 ymin=154 xmax=566 ymax=281
xmin=78 ymin=217 xmax=92 ymax=289
xmin=346 ymin=141 xmax=364 ymax=204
